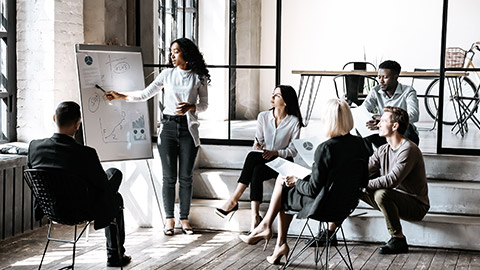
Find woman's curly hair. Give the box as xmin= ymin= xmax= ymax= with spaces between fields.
xmin=169 ymin=38 xmax=211 ymax=83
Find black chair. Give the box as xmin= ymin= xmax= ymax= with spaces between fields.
xmin=24 ymin=169 xmax=102 ymax=270
xmin=342 ymin=61 xmax=376 ymax=71
xmin=334 ymin=62 xmax=378 ymax=106
xmin=283 ymin=159 xmax=368 ymax=270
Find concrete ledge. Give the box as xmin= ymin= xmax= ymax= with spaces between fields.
xmin=343 ymin=209 xmax=480 ymax=251
xmin=193 ymin=169 xmax=275 ymax=201
xmin=197 ymin=145 xmax=480 ymax=181
xmin=357 ymin=180 xmax=480 ymax=216
xmin=189 ymin=200 xmax=480 ymax=251
xmin=424 ymin=153 xmax=480 ymax=181
xmin=194 ymin=168 xmax=480 ymax=215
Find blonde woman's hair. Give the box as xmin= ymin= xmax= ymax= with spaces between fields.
xmin=322 ymin=99 xmax=354 ymax=138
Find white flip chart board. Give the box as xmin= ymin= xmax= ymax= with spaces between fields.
xmin=75 ymin=44 xmax=153 ymax=161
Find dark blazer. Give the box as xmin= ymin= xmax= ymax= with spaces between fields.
xmin=285 ymin=133 xmax=370 ymax=219
xmin=28 ymin=133 xmax=116 ymax=229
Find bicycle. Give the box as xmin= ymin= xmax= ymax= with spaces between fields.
xmin=423 ymin=42 xmax=480 ymax=126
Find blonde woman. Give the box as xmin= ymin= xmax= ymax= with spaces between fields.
xmin=239 ymin=99 xmax=370 ymax=265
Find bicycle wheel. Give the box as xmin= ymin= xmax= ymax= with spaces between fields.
xmin=424 ymin=77 xmax=477 ymax=125
xmin=465 ymin=84 xmax=480 ymax=121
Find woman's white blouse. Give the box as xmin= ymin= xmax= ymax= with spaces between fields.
xmin=125 ymin=67 xmax=208 ymax=146
xmin=255 ymin=110 xmax=300 ymax=158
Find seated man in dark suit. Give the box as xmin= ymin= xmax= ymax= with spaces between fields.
xmin=27 ymin=101 xmax=131 ymax=267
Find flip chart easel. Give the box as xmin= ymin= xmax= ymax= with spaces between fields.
xmin=75 ymin=44 xmax=153 ymax=162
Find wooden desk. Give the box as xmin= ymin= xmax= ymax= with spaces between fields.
xmin=292 ymin=70 xmax=468 ymax=77
xmin=292 ymin=70 xmax=473 ymax=135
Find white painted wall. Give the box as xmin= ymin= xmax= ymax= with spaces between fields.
xmin=17 ymin=0 xmax=84 ymax=142
xmin=279 ymin=0 xmax=480 ymax=119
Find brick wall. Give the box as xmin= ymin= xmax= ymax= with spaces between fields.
xmin=16 ymin=0 xmax=84 ymax=142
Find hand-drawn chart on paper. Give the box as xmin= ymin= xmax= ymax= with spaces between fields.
xmin=76 ymin=45 xmax=153 ymax=161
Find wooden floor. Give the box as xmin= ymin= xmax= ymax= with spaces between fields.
xmin=1 ymin=224 xmax=480 ymax=270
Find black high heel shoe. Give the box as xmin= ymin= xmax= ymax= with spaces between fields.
xmin=215 ymin=204 xmax=239 ymax=220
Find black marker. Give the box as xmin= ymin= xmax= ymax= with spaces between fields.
xmin=95 ymin=84 xmax=113 ymax=97
xmin=95 ymin=84 xmax=106 ymax=93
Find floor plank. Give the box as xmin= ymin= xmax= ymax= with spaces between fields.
xmin=442 ymin=250 xmax=460 ymax=270
xmin=351 ymin=243 xmax=377 ymax=269
xmin=455 ymin=252 xmax=471 ymax=270
xmin=398 ymin=247 xmax=424 ymax=270
xmin=2 ymin=226 xmax=480 ymax=270
xmin=469 ymin=252 xmax=480 ymax=270
xmin=387 ymin=252 xmax=409 ymax=270
xmin=414 ymin=248 xmax=437 ymax=270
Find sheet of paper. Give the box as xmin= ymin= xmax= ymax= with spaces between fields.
xmin=266 ymin=158 xmax=311 ymax=179
xmin=293 ymin=137 xmax=326 ymax=167
xmin=350 ymin=106 xmax=379 ymax=137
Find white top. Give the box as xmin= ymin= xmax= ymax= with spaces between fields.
xmin=362 ymin=82 xmax=419 ymax=123
xmin=255 ymin=110 xmax=301 ymax=158
xmin=125 ymin=67 xmax=208 ymax=146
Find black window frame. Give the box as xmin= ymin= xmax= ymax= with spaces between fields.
xmin=0 ymin=0 xmax=16 ymax=142
xmin=437 ymin=0 xmax=480 ymax=155
xmin=148 ymin=0 xmax=282 ymax=146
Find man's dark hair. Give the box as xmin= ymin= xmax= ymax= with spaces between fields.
xmin=379 ymin=60 xmax=401 ymax=76
xmin=55 ymin=101 xmax=81 ymax=128
xmin=384 ymin=106 xmax=409 ymax=135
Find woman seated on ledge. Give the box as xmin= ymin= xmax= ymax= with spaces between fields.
xmin=215 ymin=85 xmax=304 ymax=232
xmin=239 ymin=99 xmax=370 ymax=264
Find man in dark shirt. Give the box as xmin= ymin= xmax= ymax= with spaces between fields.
xmin=28 ymin=101 xmax=131 ymax=267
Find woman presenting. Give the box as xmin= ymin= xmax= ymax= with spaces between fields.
xmin=107 ymin=38 xmax=210 ymax=236
xmin=215 ymin=85 xmax=304 ymax=232
xmin=239 ymin=99 xmax=370 ymax=264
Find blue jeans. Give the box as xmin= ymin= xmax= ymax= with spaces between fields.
xmin=158 ymin=115 xmax=199 ymax=220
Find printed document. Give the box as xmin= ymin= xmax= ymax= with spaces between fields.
xmin=266 ymin=158 xmax=311 ymax=179
xmin=292 ymin=137 xmax=325 ymax=167
xmin=350 ymin=106 xmax=379 ymax=137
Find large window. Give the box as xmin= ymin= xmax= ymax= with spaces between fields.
xmin=156 ymin=0 xmax=280 ymax=144
xmin=158 ymin=0 xmax=198 ymax=65
xmin=0 ymin=0 xmax=15 ymax=142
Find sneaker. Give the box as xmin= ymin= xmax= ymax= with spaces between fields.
xmin=378 ymin=237 xmax=409 ymax=254
xmin=307 ymin=229 xmax=338 ymax=247
xmin=107 ymin=254 xmax=132 ymax=267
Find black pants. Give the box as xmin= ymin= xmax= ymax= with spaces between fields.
xmin=238 ymin=152 xmax=292 ymax=202
xmin=104 ymin=168 xmax=126 ymax=259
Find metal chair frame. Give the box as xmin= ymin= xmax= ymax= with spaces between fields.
xmin=24 ymin=169 xmax=124 ymax=270
xmin=282 ymin=158 xmax=367 ymax=269
xmin=40 ymin=220 xmax=91 ymax=270
xmin=282 ymin=219 xmax=353 ymax=270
